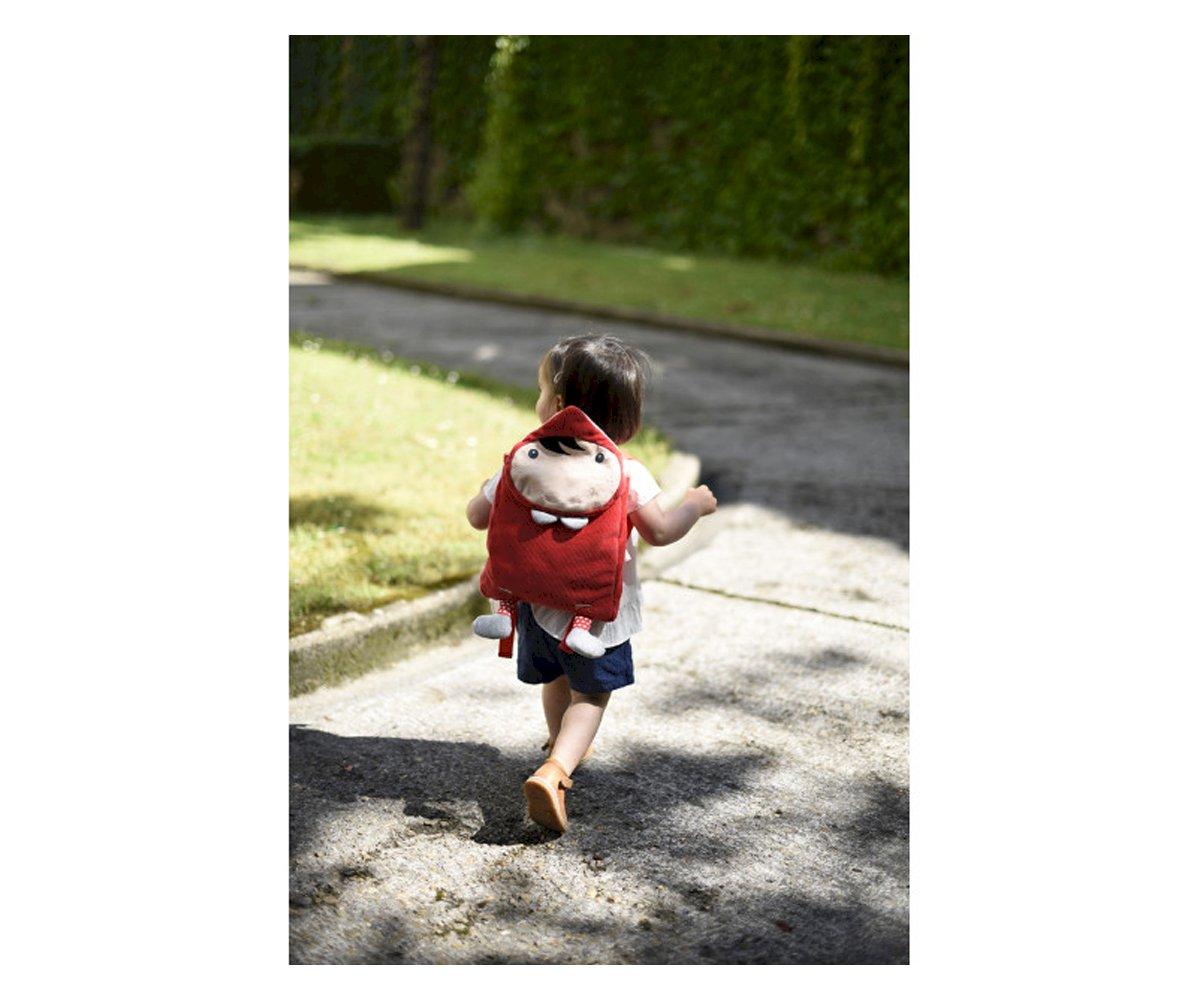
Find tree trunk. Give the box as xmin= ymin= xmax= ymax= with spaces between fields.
xmin=402 ymin=36 xmax=439 ymax=230
xmin=339 ymin=36 xmax=353 ymax=124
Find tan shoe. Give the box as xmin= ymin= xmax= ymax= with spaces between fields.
xmin=523 ymin=758 xmax=573 ymax=832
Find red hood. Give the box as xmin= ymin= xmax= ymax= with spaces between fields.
xmin=518 ymin=406 xmax=618 ymax=452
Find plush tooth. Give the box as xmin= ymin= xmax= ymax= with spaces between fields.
xmin=559 ymin=516 xmax=588 ymax=530
xmin=530 ymin=509 xmax=558 ymax=525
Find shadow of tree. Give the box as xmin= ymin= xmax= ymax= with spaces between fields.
xmin=649 ymin=645 xmax=871 ymax=729
xmin=290 ymin=725 xmax=545 ymax=853
xmin=290 ymin=724 xmax=766 ymax=854
xmin=828 ymin=775 xmax=909 ymax=884
xmin=290 ymin=725 xmax=908 ymax=964
xmin=289 ymin=493 xmax=396 ymax=532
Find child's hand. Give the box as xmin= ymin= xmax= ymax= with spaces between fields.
xmin=684 ymin=485 xmax=717 ymax=517
xmin=466 ymin=486 xmax=493 ymax=530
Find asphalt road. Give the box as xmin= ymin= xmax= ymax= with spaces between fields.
xmin=289 ymin=272 xmax=910 ymax=964
xmin=289 ymin=271 xmax=908 ymax=546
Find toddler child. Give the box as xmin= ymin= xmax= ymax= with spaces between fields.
xmin=465 ymin=334 xmax=717 ymax=832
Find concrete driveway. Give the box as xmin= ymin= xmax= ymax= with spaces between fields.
xmin=289 ymin=272 xmax=909 ymax=963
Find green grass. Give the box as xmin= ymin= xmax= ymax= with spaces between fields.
xmin=289 ymin=336 xmax=673 ymax=636
xmin=289 ymin=215 xmax=909 ymax=353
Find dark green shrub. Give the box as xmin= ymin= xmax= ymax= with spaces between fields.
xmin=289 ymin=35 xmax=908 ymax=275
xmin=291 ymin=35 xmax=495 ymax=218
xmin=468 ymin=36 xmax=908 ymax=274
xmin=289 ymin=137 xmax=399 ymax=213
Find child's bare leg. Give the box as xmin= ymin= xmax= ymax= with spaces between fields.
xmin=542 ymin=675 xmax=571 ymax=745
xmin=550 ymin=690 xmax=610 ymax=773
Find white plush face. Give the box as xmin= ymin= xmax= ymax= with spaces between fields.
xmin=510 ymin=436 xmax=620 ymax=512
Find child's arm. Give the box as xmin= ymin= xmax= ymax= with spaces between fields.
xmin=466 ymin=479 xmax=493 ymax=530
xmin=630 ymin=486 xmax=717 ymax=546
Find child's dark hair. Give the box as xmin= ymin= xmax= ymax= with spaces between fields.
xmin=540 ymin=334 xmax=651 ymax=445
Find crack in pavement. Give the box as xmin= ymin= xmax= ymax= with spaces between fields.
xmin=655 ymin=577 xmax=909 ymax=632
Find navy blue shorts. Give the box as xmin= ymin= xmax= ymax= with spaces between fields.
xmin=515 ymin=602 xmax=634 ymax=694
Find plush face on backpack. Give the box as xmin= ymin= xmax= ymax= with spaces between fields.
xmin=509 ymin=434 xmax=621 ymax=512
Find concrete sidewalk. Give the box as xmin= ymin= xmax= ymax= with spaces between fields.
xmin=290 ymin=507 xmax=908 ymax=964
xmin=289 ymin=274 xmax=908 ymax=963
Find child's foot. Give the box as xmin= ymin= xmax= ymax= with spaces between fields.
xmin=523 ymin=758 xmax=573 ymax=833
xmin=564 ymin=626 xmax=605 ymax=658
xmin=473 ymin=613 xmax=513 ymax=640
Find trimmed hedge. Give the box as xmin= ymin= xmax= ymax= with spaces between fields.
xmin=469 ymin=36 xmax=908 ymax=274
xmin=289 ymin=35 xmax=908 ymax=275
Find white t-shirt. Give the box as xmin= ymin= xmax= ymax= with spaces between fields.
xmin=483 ymin=457 xmax=662 ymax=648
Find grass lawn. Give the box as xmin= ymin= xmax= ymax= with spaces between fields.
xmin=290 ymin=336 xmax=672 ymax=636
xmin=289 ymin=215 xmax=909 ymax=353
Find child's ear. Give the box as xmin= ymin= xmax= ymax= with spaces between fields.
xmin=554 ymin=394 xmax=564 ymax=412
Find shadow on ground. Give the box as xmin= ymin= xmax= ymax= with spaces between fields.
xmin=291 ymin=725 xmax=550 ymax=852
xmin=290 ymin=493 xmax=396 ymax=532
xmin=647 ymin=644 xmax=906 ymax=732
xmin=290 ymin=724 xmax=768 ymax=854
xmin=290 ymin=725 xmax=908 ymax=963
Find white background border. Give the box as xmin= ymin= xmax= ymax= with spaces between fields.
xmin=4 ymin=1 xmax=1198 ymax=988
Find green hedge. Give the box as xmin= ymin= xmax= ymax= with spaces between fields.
xmin=289 ymin=35 xmax=908 ymax=275
xmin=469 ymin=36 xmax=907 ymax=274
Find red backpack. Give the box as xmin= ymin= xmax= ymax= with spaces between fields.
xmin=478 ymin=406 xmax=632 ymax=657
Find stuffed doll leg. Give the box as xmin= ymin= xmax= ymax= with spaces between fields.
xmin=474 ymin=600 xmax=518 ymax=658
xmin=560 ymin=614 xmax=605 ymax=659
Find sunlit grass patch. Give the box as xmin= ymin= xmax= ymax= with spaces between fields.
xmin=289 ymin=214 xmax=908 ymax=352
xmin=290 ymin=217 xmax=475 ymax=271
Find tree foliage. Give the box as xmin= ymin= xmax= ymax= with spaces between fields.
xmin=289 ymin=35 xmax=908 ymax=275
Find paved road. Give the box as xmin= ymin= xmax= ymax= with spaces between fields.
xmin=289 ymin=273 xmax=909 ymax=964
xmin=290 ymin=272 xmax=908 ymax=546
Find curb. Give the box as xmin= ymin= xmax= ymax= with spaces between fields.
xmin=288 ymin=450 xmax=704 ymax=697
xmin=293 ymin=268 xmax=908 ymax=370
xmin=289 ymin=580 xmax=488 ymax=697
